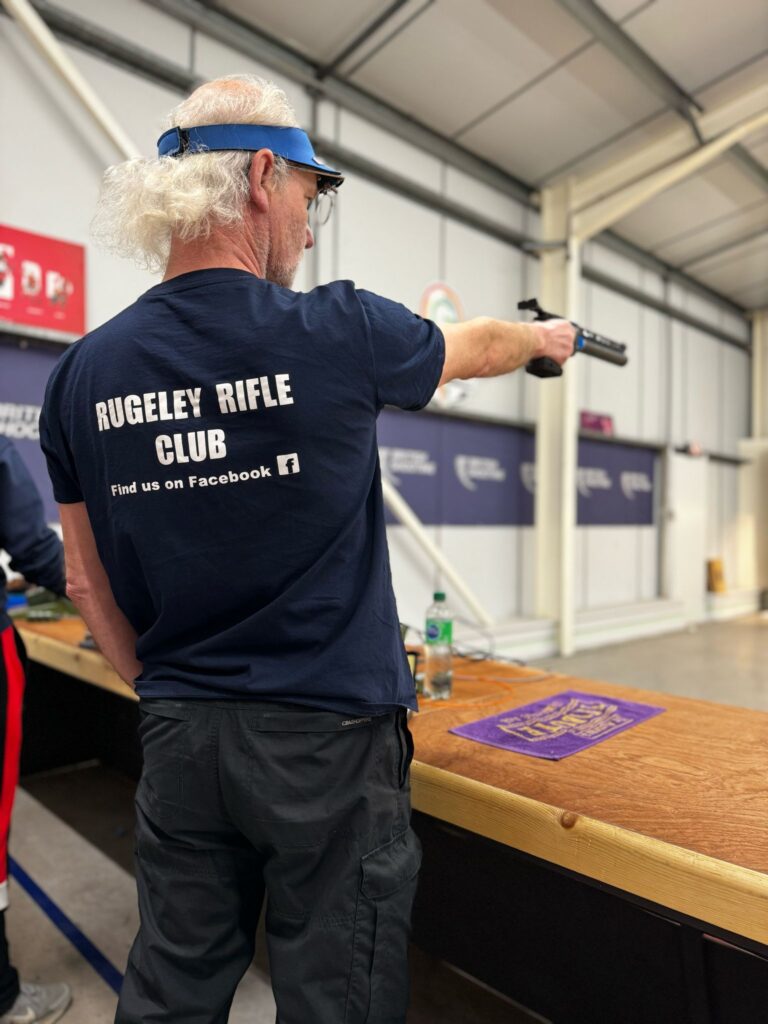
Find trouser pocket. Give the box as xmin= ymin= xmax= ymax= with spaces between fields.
xmin=394 ymin=709 xmax=414 ymax=788
xmin=345 ymin=827 xmax=422 ymax=1024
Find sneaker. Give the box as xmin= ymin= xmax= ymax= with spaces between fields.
xmin=0 ymin=983 xmax=72 ymax=1024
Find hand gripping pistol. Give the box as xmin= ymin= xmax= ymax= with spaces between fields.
xmin=518 ymin=298 xmax=629 ymax=378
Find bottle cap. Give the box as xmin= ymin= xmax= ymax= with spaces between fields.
xmin=434 ymin=591 xmax=446 ymax=602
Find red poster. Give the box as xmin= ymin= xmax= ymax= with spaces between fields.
xmin=0 ymin=224 xmax=85 ymax=336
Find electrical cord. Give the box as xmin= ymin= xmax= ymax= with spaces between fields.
xmin=401 ymin=621 xmax=530 ymax=667
xmin=415 ymin=672 xmax=558 ymax=714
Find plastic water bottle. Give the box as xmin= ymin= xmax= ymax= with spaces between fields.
xmin=424 ymin=591 xmax=453 ymax=700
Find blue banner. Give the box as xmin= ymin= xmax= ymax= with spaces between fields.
xmin=377 ymin=410 xmax=656 ymax=527
xmin=577 ymin=438 xmax=656 ymax=526
xmin=378 ymin=409 xmax=535 ymax=526
xmin=0 ymin=340 xmax=62 ymax=522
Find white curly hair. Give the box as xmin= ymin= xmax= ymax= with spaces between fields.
xmin=91 ymin=75 xmax=299 ymax=272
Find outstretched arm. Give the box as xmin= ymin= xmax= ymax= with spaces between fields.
xmin=438 ymin=316 xmax=576 ymax=386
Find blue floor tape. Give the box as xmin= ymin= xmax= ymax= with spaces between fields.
xmin=8 ymin=856 xmax=124 ymax=995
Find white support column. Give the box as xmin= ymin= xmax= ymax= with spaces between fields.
xmin=740 ymin=311 xmax=768 ymax=596
xmin=534 ymin=182 xmax=581 ymax=654
xmin=751 ymin=310 xmax=768 ymax=439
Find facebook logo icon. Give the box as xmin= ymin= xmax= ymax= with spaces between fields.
xmin=277 ymin=453 xmax=300 ymax=476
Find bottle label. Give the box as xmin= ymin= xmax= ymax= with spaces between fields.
xmin=425 ymin=619 xmax=452 ymax=645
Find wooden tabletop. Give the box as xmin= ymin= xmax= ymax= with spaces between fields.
xmin=16 ymin=619 xmax=768 ymax=944
xmin=409 ymin=658 xmax=768 ymax=945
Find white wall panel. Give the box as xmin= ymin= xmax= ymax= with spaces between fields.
xmin=385 ymin=525 xmax=440 ymax=630
xmin=638 ymin=528 xmax=659 ymax=601
xmin=638 ymin=307 xmax=668 ymax=442
xmin=68 ymin=48 xmax=182 ymax=160
xmin=667 ymin=281 xmax=686 ymax=311
xmin=64 ymin=0 xmax=192 ymax=66
xmin=576 ymin=526 xmax=658 ymax=610
xmin=316 ymin=99 xmax=338 ymax=141
xmin=334 ymin=178 xmax=440 ymax=310
xmin=1 ymin=26 xmax=107 ymax=231
xmin=580 ymin=527 xmax=640 ymax=608
xmin=720 ymin=466 xmax=741 ymax=590
xmin=640 ymin=268 xmax=665 ymax=301
xmin=581 ymin=284 xmax=642 ymax=435
xmin=519 ymin=526 xmax=536 ymax=617
xmin=444 ymin=168 xmax=527 ymax=233
xmin=313 ymin=215 xmax=336 ymax=288
xmin=338 ymin=111 xmax=442 ymax=192
xmin=584 ymin=242 xmax=642 ymax=290
xmin=670 ymin=321 xmax=687 ymax=447
xmin=443 ymin=221 xmax=526 ymax=423
xmin=683 ymin=289 xmax=728 ymax=327
xmin=707 ymin=463 xmax=742 ymax=590
xmin=706 ymin=462 xmax=722 ymax=559
xmin=575 ymin=530 xmax=588 ymax=610
xmin=685 ymin=328 xmax=721 ymax=453
xmin=720 ymin=346 xmax=750 ymax=455
xmin=440 ymin=527 xmax=522 ymax=621
xmin=719 ymin=309 xmax=750 ymax=344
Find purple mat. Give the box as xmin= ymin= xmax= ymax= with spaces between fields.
xmin=450 ymin=690 xmax=665 ymax=760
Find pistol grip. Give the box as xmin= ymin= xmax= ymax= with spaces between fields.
xmin=526 ymin=356 xmax=563 ymax=378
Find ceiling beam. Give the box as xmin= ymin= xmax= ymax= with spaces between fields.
xmin=729 ymin=143 xmax=768 ymax=192
xmin=680 ymin=226 xmax=768 ymax=270
xmin=555 ymin=0 xmax=768 ymax=209
xmin=570 ymin=79 xmax=768 ymax=211
xmin=318 ymin=0 xmax=412 ymax=79
xmin=554 ymin=0 xmax=702 ymax=131
xmin=572 ymin=108 xmax=768 ymax=241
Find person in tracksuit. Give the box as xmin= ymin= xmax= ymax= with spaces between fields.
xmin=0 ymin=436 xmax=71 ymax=1024
xmin=40 ymin=74 xmax=574 ymax=1023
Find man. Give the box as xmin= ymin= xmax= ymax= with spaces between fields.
xmin=0 ymin=437 xmax=71 ymax=1023
xmin=40 ymin=75 xmax=574 ymax=1023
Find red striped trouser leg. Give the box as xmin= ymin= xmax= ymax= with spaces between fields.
xmin=0 ymin=627 xmax=25 ymax=912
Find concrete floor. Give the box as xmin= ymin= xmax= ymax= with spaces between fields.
xmin=534 ymin=613 xmax=768 ymax=711
xmin=12 ymin=615 xmax=768 ymax=1023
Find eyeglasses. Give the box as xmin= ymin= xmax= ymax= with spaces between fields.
xmin=308 ymin=188 xmax=336 ymax=230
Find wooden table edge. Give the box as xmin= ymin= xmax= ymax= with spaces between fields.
xmin=17 ymin=625 xmax=138 ymax=702
xmin=411 ymin=761 xmax=768 ymax=947
xmin=19 ymin=624 xmax=768 ymax=945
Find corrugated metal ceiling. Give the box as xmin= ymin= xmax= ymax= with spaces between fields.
xmin=206 ymin=0 xmax=767 ymax=307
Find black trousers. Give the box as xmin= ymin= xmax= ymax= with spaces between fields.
xmin=116 ymin=699 xmax=421 ymax=1024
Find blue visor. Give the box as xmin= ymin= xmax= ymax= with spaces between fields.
xmin=156 ymin=124 xmax=344 ymax=189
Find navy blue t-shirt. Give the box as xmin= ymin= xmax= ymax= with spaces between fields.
xmin=39 ymin=270 xmax=444 ymax=715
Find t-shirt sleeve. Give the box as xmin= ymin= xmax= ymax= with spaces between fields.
xmin=357 ymin=290 xmax=445 ymax=411
xmin=0 ymin=439 xmax=66 ymax=595
xmin=39 ymin=360 xmax=83 ymax=504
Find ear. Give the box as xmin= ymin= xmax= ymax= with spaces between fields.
xmin=247 ymin=149 xmax=277 ymax=214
